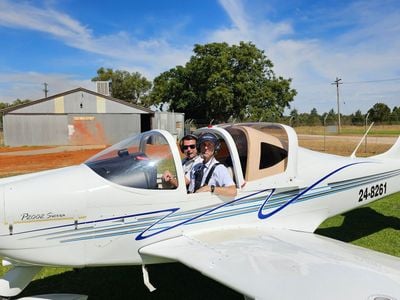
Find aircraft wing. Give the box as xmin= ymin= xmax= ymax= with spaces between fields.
xmin=140 ymin=227 xmax=400 ymax=300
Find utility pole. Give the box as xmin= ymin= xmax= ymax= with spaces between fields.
xmin=43 ymin=83 xmax=49 ymax=98
xmin=331 ymin=77 xmax=342 ymax=133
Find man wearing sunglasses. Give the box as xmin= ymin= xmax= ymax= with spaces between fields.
xmin=162 ymin=134 xmax=202 ymax=188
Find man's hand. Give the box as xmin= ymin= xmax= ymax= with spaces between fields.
xmin=162 ymin=170 xmax=173 ymax=182
xmin=195 ymin=185 xmax=211 ymax=193
xmin=162 ymin=170 xmax=177 ymax=188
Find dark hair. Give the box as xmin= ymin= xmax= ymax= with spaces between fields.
xmin=196 ymin=132 xmax=221 ymax=153
xmin=179 ymin=134 xmax=198 ymax=152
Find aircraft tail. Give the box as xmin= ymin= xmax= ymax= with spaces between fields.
xmin=373 ymin=136 xmax=400 ymax=159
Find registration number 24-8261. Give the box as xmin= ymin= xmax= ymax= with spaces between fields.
xmin=358 ymin=182 xmax=387 ymax=202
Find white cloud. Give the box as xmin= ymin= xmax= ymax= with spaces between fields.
xmin=213 ymin=0 xmax=400 ymax=113
xmin=1 ymin=0 xmax=399 ymax=113
xmin=0 ymin=72 xmax=93 ymax=102
xmin=0 ymin=0 xmax=191 ymax=77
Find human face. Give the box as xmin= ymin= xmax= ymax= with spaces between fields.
xmin=182 ymin=139 xmax=197 ymax=159
xmin=200 ymin=141 xmax=215 ymax=162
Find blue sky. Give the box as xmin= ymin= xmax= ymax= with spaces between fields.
xmin=1 ymin=0 xmax=400 ymax=115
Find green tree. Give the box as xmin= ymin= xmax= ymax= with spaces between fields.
xmin=0 ymin=102 xmax=9 ymax=110
xmin=289 ymin=108 xmax=299 ymax=126
xmin=390 ymin=106 xmax=400 ymax=124
xmin=307 ymin=108 xmax=320 ymax=126
xmin=92 ymin=68 xmax=152 ymax=104
xmin=0 ymin=99 xmax=31 ymax=128
xmin=149 ymin=42 xmax=296 ymax=122
xmin=351 ymin=109 xmax=364 ymax=125
xmin=368 ymin=103 xmax=391 ymax=123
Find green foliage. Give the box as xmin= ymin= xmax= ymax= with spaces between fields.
xmin=368 ymin=102 xmax=391 ymax=124
xmin=307 ymin=108 xmax=321 ymax=126
xmin=351 ymin=109 xmax=364 ymax=125
xmin=0 ymin=99 xmax=31 ymax=128
xmin=149 ymin=42 xmax=296 ymax=122
xmin=0 ymin=99 xmax=30 ymax=110
xmin=289 ymin=103 xmax=400 ymax=127
xmin=390 ymin=106 xmax=400 ymax=124
xmin=92 ymin=68 xmax=152 ymax=104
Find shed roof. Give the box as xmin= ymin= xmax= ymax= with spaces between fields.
xmin=0 ymin=87 xmax=154 ymax=114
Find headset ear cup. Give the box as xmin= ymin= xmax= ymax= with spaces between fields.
xmin=214 ymin=139 xmax=221 ymax=153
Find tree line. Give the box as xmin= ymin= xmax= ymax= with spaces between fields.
xmin=1 ymin=41 xmax=399 ymax=126
xmin=288 ymin=104 xmax=400 ymax=127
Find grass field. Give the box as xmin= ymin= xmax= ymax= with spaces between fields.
xmin=294 ymin=124 xmax=400 ymax=136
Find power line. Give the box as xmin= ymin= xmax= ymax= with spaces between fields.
xmin=342 ymin=77 xmax=400 ymax=84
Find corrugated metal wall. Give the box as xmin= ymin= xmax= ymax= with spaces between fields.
xmin=67 ymin=114 xmax=141 ymax=145
xmin=4 ymin=115 xmax=68 ymax=146
xmin=152 ymin=112 xmax=185 ymax=141
xmin=4 ymin=113 xmax=141 ymax=146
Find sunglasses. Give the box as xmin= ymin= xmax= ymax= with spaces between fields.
xmin=183 ymin=144 xmax=196 ymax=150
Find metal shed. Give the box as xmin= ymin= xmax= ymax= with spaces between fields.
xmin=0 ymin=87 xmax=154 ymax=146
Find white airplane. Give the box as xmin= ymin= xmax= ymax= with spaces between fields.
xmin=0 ymin=122 xmax=400 ymax=300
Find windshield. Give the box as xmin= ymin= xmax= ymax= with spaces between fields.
xmin=85 ymin=131 xmax=177 ymax=189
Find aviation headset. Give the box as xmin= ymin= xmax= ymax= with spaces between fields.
xmin=179 ymin=134 xmax=199 ymax=152
xmin=196 ymin=132 xmax=221 ymax=153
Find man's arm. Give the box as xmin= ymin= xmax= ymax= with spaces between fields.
xmin=196 ymin=184 xmax=237 ymax=197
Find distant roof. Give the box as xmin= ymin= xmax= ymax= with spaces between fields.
xmin=0 ymin=87 xmax=154 ymax=114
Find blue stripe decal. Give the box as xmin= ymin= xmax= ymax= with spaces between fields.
xmin=258 ymin=162 xmax=365 ymax=219
xmin=9 ymin=161 xmax=398 ymax=244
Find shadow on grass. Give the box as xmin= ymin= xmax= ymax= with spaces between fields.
xmin=316 ymin=207 xmax=400 ymax=242
xmin=18 ymin=263 xmax=242 ymax=300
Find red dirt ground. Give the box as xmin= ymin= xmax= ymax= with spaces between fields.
xmin=0 ymin=148 xmax=101 ymax=178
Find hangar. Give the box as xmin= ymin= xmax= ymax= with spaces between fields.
xmin=0 ymin=87 xmax=154 ymax=146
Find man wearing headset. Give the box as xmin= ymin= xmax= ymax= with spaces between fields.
xmin=187 ymin=132 xmax=237 ymax=197
xmin=162 ymin=134 xmax=202 ymax=188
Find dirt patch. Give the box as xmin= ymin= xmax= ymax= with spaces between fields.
xmin=0 ymin=149 xmax=101 ymax=178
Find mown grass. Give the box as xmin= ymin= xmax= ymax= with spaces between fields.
xmin=295 ymin=124 xmax=400 ymax=136
xmin=317 ymin=192 xmax=400 ymax=257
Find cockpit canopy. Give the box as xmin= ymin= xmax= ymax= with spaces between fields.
xmin=85 ymin=123 xmax=296 ymax=190
xmin=217 ymin=123 xmax=289 ymax=181
xmin=86 ymin=131 xmax=177 ymax=190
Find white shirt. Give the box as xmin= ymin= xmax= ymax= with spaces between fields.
xmin=187 ymin=157 xmax=235 ymax=193
xmin=182 ymin=155 xmax=203 ymax=176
